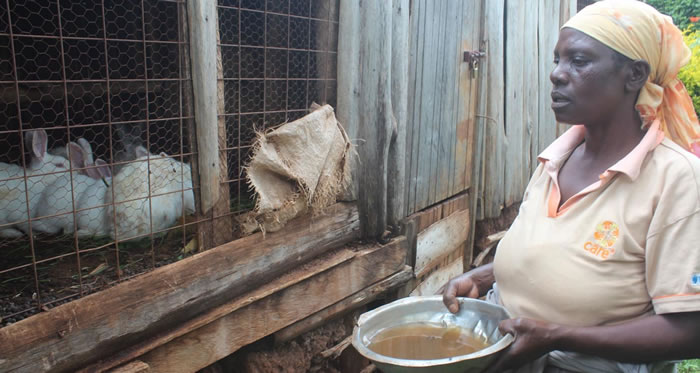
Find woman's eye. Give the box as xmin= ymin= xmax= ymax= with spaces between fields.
xmin=572 ymin=58 xmax=587 ymax=66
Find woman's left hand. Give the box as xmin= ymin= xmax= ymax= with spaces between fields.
xmin=484 ymin=318 xmax=559 ymax=373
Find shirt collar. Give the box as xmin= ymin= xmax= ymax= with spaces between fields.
xmin=537 ymin=121 xmax=664 ymax=181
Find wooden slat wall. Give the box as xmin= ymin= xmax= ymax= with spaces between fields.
xmin=337 ymin=0 xmax=409 ymax=238
xmin=405 ymin=0 xmax=482 ymax=215
xmin=475 ymin=0 xmax=577 ymax=219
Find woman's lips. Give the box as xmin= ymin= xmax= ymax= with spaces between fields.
xmin=551 ymin=92 xmax=571 ymax=109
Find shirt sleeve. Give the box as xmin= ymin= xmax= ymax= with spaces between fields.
xmin=646 ymin=209 xmax=700 ymax=314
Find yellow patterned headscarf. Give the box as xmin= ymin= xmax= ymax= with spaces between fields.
xmin=564 ymin=0 xmax=700 ymax=157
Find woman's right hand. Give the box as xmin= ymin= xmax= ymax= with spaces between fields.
xmin=438 ymin=263 xmax=495 ymax=313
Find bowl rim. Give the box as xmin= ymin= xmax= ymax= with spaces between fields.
xmin=351 ymin=296 xmax=514 ymax=368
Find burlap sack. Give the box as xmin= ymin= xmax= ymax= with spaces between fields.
xmin=238 ymin=104 xmax=353 ymax=235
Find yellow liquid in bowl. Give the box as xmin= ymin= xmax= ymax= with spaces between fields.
xmin=367 ymin=322 xmax=490 ymax=360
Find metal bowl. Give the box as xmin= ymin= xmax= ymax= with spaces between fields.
xmin=352 ymin=296 xmax=514 ymax=373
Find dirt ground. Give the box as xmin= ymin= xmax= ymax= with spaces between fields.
xmin=201 ymin=311 xmax=368 ymax=373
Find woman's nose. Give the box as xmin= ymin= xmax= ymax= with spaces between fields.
xmin=550 ymin=63 xmax=567 ymax=85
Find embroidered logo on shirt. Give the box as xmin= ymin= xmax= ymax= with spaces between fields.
xmin=692 ymin=273 xmax=700 ymax=287
xmin=583 ymin=220 xmax=619 ymax=260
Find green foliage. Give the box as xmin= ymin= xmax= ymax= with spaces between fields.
xmin=678 ymin=27 xmax=700 ymax=116
xmin=644 ymin=0 xmax=700 ymax=31
xmin=679 ymin=359 xmax=700 ymax=373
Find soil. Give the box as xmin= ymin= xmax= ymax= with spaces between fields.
xmin=209 ymin=315 xmax=357 ymax=373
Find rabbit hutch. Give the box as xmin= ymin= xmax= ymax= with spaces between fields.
xmin=0 ymin=0 xmax=575 ymax=372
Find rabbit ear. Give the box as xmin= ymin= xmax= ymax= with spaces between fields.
xmin=134 ymin=146 xmax=149 ymax=158
xmin=29 ymin=130 xmax=48 ymax=161
xmin=68 ymin=142 xmax=86 ymax=169
xmin=77 ymin=138 xmax=94 ymax=164
xmin=86 ymin=159 xmax=111 ymax=179
xmin=95 ymin=159 xmax=112 ymax=178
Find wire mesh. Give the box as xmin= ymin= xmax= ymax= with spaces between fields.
xmin=217 ymin=0 xmax=339 ymax=216
xmin=0 ymin=0 xmax=341 ymax=328
xmin=0 ymin=0 xmax=196 ymax=326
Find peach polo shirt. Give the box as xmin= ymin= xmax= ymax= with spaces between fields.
xmin=493 ymin=122 xmax=700 ymax=326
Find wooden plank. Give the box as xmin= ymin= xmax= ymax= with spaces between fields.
xmin=440 ymin=192 xmax=469 ymax=219
xmin=504 ymin=0 xmax=527 ymax=208
xmin=337 ymin=1 xmax=360 ymax=141
xmin=465 ymin=0 xmax=485 ymax=269
xmin=481 ymin=0 xmax=506 ymax=218
xmin=401 ymin=192 xmax=469 ymax=279
xmin=524 ymin=1 xmax=539 ymax=179
xmin=411 ymin=255 xmax=463 ymax=296
xmin=463 ymin=0 xmax=483 ymax=193
xmin=187 ymin=0 xmax=219 ymax=214
xmin=447 ymin=0 xmax=463 ymax=197
xmin=473 ymin=0 xmax=489 ymax=222
xmin=355 ymin=1 xmax=393 ymax=238
xmin=137 ymin=238 xmax=408 ymax=373
xmin=427 ymin=0 xmax=448 ymax=206
xmin=435 ymin=0 xmax=461 ymax=203
xmin=212 ymin=4 xmax=233 ymax=246
xmin=453 ymin=0 xmax=477 ymax=195
xmin=85 ymin=248 xmax=360 ymax=373
xmin=414 ymin=208 xmax=470 ymax=276
xmin=405 ymin=0 xmax=425 ymax=215
xmin=0 ymin=203 xmax=360 ymax=373
xmin=273 ymin=266 xmax=414 ymax=343
xmin=414 ymin=0 xmax=439 ymax=212
xmin=108 ymin=361 xmax=150 ymax=373
xmin=387 ymin=0 xmax=410 ymax=226
xmin=537 ymin=0 xmax=562 ymax=167
xmin=402 ymin=192 xmax=469 ymax=235
xmin=557 ymin=0 xmax=577 ymax=137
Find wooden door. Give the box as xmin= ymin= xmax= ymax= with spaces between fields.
xmin=405 ymin=0 xmax=483 ymax=215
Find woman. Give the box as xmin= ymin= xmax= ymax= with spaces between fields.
xmin=441 ymin=1 xmax=700 ymax=372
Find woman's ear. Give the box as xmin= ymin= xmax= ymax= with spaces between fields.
xmin=626 ymin=60 xmax=650 ymax=92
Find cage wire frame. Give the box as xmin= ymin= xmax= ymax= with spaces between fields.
xmin=216 ymin=0 xmax=339 ymax=217
xmin=0 ymin=0 xmax=199 ymax=326
xmin=0 ymin=0 xmax=340 ymax=327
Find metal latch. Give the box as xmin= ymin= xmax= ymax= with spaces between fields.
xmin=463 ymin=50 xmax=486 ymax=72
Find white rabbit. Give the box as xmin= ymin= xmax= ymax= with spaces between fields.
xmin=32 ymin=142 xmax=112 ymax=237
xmin=51 ymin=138 xmax=107 ymax=180
xmin=34 ymin=145 xmax=195 ymax=240
xmin=108 ymin=147 xmax=195 ymax=240
xmin=0 ymin=129 xmax=71 ymax=237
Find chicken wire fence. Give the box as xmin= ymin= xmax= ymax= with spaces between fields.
xmin=0 ymin=0 xmax=339 ymax=327
xmin=0 ymin=0 xmax=195 ymax=326
xmin=217 ymin=0 xmax=339 ymax=215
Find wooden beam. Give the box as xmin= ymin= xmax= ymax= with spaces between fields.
xmin=187 ymin=0 xmax=219 ymax=214
xmin=273 ymin=266 xmax=414 ymax=343
xmin=402 ymin=192 xmax=469 ymax=234
xmin=414 ymin=208 xmax=470 ymax=276
xmin=411 ymin=255 xmax=463 ymax=296
xmin=387 ymin=0 xmax=410 ymax=227
xmin=480 ymin=0 xmax=506 ymax=219
xmin=85 ymin=248 xmax=360 ymax=373
xmin=136 ymin=238 xmax=408 ymax=373
xmin=108 ymin=361 xmax=150 ymax=373
xmin=0 ymin=203 xmax=360 ymax=373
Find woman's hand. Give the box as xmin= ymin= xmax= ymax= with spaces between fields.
xmin=439 ymin=272 xmax=481 ymax=313
xmin=438 ymin=263 xmax=495 ymax=313
xmin=484 ymin=318 xmax=559 ymax=373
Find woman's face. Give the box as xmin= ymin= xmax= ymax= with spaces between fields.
xmin=550 ymin=28 xmax=628 ymax=125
